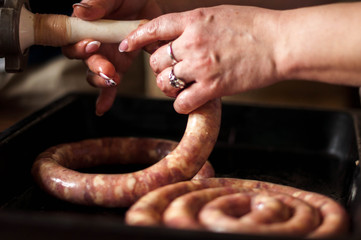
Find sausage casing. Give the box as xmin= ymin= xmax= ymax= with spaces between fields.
xmin=32 ymin=99 xmax=221 ymax=207
xmin=125 ymin=178 xmax=349 ymax=238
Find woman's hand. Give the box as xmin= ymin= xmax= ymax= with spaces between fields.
xmin=62 ymin=0 xmax=162 ymax=116
xmin=120 ymin=5 xmax=282 ymax=114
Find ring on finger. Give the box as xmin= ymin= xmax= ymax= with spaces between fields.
xmin=167 ymin=41 xmax=179 ymax=65
xmin=169 ymin=66 xmax=185 ymax=89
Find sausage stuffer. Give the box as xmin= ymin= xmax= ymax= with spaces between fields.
xmin=0 ymin=0 xmax=144 ymax=73
xmin=0 ymin=0 xmax=30 ymax=72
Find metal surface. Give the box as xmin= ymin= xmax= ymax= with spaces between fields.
xmin=0 ymin=0 xmax=30 ymax=72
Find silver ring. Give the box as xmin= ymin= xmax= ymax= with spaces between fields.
xmin=169 ymin=67 xmax=185 ymax=89
xmin=167 ymin=41 xmax=179 ymax=65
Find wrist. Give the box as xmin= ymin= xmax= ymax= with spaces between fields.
xmin=273 ymin=3 xmax=361 ymax=85
xmin=253 ymin=8 xmax=285 ymax=85
xmin=273 ymin=9 xmax=301 ymax=82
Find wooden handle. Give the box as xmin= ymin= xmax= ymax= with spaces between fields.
xmin=67 ymin=17 xmax=144 ymax=44
xmin=19 ymin=7 xmax=145 ymax=51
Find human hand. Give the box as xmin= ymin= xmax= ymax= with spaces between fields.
xmin=62 ymin=0 xmax=162 ymax=116
xmin=120 ymin=5 xmax=283 ymax=114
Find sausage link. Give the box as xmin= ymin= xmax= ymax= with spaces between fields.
xmin=31 ymin=99 xmax=221 ymax=207
xmin=192 ymin=161 xmax=215 ymax=180
xmin=125 ymin=178 xmax=349 ymax=238
xmin=165 ymin=188 xmax=320 ymax=236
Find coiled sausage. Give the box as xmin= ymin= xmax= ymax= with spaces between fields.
xmin=31 ymin=99 xmax=221 ymax=207
xmin=125 ymin=178 xmax=349 ymax=238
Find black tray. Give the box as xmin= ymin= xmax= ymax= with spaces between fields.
xmin=0 ymin=93 xmax=360 ymax=240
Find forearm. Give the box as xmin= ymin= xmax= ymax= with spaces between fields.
xmin=276 ymin=2 xmax=361 ymax=86
xmin=155 ymin=0 xmax=338 ymax=12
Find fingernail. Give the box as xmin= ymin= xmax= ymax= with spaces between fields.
xmin=95 ymin=110 xmax=104 ymax=117
xmin=99 ymin=72 xmax=111 ymax=80
xmin=105 ymin=79 xmax=117 ymax=87
xmin=73 ymin=3 xmax=92 ymax=9
xmin=119 ymin=40 xmax=128 ymax=52
xmin=99 ymin=72 xmax=117 ymax=86
xmin=85 ymin=41 xmax=101 ymax=53
xmin=95 ymin=108 xmax=104 ymax=116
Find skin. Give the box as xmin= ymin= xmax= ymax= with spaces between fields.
xmin=62 ymin=0 xmax=339 ymax=115
xmin=63 ymin=0 xmax=163 ymax=115
xmin=122 ymin=2 xmax=361 ymax=114
xmin=124 ymin=6 xmax=281 ymax=114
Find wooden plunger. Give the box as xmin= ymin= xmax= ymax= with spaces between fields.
xmin=19 ymin=7 xmax=145 ymax=52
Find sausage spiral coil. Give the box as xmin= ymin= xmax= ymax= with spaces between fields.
xmin=125 ymin=178 xmax=349 ymax=238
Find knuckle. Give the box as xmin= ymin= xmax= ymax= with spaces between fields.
xmin=193 ymin=35 xmax=206 ymax=48
xmin=184 ymin=27 xmax=207 ymax=50
xmin=189 ymin=8 xmax=206 ymax=21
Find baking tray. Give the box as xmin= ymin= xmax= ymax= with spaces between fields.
xmin=0 ymin=93 xmax=360 ymax=240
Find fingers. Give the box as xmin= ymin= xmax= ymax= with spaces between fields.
xmin=157 ymin=65 xmax=212 ymax=114
xmin=62 ymin=39 xmax=120 ymax=88
xmin=62 ymin=39 xmax=101 ymax=58
xmin=155 ymin=61 xmax=191 ymax=94
xmin=119 ymin=13 xmax=187 ymax=52
xmin=150 ymin=44 xmax=215 ymax=114
xmin=150 ymin=41 xmax=182 ymax=74
xmin=95 ymin=87 xmax=118 ymax=116
xmin=155 ymin=67 xmax=181 ymax=98
xmin=146 ymin=36 xmax=211 ymax=114
xmin=85 ymin=54 xmax=121 ymax=88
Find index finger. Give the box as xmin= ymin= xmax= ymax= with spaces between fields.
xmin=121 ymin=12 xmax=187 ymax=52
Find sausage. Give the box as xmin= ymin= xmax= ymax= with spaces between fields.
xmin=197 ymin=190 xmax=320 ymax=235
xmin=31 ymin=99 xmax=221 ymax=207
xmin=192 ymin=160 xmax=215 ymax=179
xmin=125 ymin=178 xmax=349 ymax=238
